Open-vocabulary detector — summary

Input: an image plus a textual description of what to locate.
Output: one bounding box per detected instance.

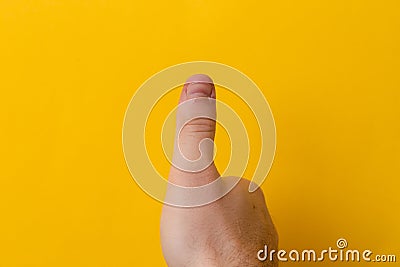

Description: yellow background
[1,0,399,266]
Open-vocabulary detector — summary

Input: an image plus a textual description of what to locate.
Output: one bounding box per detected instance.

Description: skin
[160,74,278,267]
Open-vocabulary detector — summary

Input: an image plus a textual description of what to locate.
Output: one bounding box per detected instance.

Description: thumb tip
[186,73,214,84]
[184,74,215,99]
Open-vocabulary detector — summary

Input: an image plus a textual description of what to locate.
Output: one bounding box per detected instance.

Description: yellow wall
[1,1,399,266]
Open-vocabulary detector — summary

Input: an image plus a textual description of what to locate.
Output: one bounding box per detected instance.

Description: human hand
[160,74,278,267]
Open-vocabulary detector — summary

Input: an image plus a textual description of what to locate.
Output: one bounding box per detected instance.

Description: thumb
[170,74,220,186]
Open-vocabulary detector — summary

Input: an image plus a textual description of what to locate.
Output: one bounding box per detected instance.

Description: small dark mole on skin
[253,204,256,209]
